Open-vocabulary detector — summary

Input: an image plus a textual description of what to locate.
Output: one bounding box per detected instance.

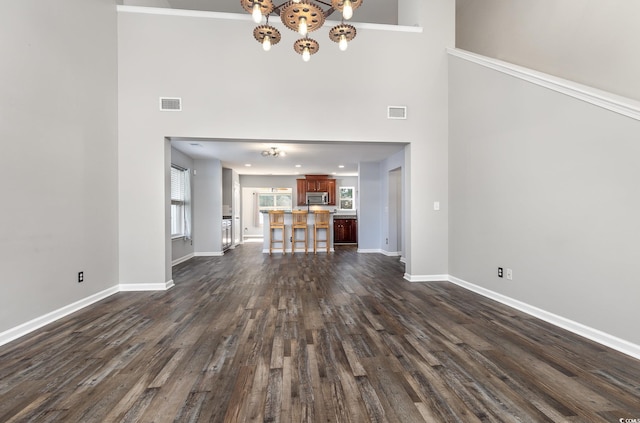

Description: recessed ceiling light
[332,172,337,175]
[295,164,302,168]
[245,164,252,167]
[338,165,345,168]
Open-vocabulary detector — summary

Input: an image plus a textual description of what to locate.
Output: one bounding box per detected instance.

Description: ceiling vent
[387,106,407,120]
[160,97,182,111]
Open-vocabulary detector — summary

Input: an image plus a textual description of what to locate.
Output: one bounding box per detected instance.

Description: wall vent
[387,106,407,119]
[160,97,182,111]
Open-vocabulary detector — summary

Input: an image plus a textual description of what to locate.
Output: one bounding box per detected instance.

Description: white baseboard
[120,279,175,291]
[357,248,383,254]
[399,256,406,263]
[404,273,449,282]
[172,253,194,266]
[194,252,224,257]
[444,275,640,361]
[381,250,402,257]
[0,285,120,347]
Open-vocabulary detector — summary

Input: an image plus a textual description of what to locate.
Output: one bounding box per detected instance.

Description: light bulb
[252,3,262,23]
[342,0,353,20]
[302,47,311,62]
[298,17,308,36]
[338,34,348,51]
[262,35,271,51]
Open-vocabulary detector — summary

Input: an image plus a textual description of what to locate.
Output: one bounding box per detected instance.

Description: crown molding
[116,5,423,33]
[447,48,640,122]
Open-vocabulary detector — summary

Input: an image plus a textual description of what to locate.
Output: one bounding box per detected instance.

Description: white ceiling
[171,138,406,176]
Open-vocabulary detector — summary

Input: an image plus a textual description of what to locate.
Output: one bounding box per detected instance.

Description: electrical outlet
[506,268,513,280]
[386,238,389,244]
[497,267,503,278]
[78,271,84,283]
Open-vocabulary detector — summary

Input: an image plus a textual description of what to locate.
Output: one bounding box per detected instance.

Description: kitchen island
[261,210,334,254]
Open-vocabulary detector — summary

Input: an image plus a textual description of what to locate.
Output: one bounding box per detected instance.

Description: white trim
[446,275,640,361]
[399,256,406,264]
[447,48,640,122]
[381,250,402,257]
[194,252,224,257]
[357,248,383,254]
[172,253,194,266]
[117,5,423,33]
[120,280,175,291]
[403,273,449,282]
[0,285,119,347]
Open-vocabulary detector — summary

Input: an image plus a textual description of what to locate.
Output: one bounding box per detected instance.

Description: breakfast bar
[261,210,334,254]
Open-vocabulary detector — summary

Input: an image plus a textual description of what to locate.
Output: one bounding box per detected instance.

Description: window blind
[171,166,185,202]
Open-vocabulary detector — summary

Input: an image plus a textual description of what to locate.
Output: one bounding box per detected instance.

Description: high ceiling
[122,0,399,25]
[171,138,407,176]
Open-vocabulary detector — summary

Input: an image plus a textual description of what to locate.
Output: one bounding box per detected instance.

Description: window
[339,186,355,210]
[171,166,190,238]
[258,192,292,211]
[255,188,292,226]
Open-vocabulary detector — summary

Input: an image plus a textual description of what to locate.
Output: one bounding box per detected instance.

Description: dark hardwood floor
[1,244,640,422]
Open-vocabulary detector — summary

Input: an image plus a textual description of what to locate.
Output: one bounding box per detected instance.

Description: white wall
[193,159,223,255]
[456,0,640,101]
[0,0,119,333]
[117,3,454,286]
[358,162,382,251]
[380,149,406,256]
[170,147,194,262]
[449,55,640,346]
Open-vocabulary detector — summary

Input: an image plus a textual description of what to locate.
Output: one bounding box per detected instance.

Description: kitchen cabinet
[296,179,307,206]
[296,177,336,206]
[333,217,357,244]
[305,179,331,192]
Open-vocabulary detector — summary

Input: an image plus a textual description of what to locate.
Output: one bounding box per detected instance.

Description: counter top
[260,210,337,214]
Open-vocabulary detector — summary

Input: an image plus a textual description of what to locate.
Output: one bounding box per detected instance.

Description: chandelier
[262,147,286,157]
[241,0,362,62]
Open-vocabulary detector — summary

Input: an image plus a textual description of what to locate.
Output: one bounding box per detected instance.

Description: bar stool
[268,210,286,255]
[291,210,308,254]
[313,210,331,254]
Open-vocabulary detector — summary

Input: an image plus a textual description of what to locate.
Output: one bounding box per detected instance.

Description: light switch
[433,201,440,211]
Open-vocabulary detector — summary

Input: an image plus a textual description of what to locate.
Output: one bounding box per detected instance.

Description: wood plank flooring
[1,243,640,422]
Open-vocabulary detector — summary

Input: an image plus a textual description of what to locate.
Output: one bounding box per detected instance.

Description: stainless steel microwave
[306,192,328,205]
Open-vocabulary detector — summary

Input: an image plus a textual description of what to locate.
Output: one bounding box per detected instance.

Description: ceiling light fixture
[261,146,286,157]
[241,0,361,61]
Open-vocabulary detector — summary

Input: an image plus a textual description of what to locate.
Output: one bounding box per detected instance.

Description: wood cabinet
[296,179,307,206]
[296,177,336,206]
[334,218,357,244]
